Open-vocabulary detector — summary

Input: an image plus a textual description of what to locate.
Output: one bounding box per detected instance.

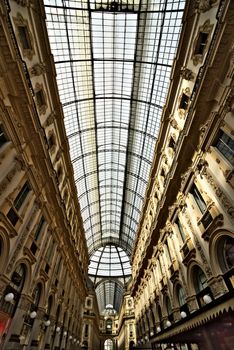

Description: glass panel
[44,0,186,307]
[34,217,45,241]
[176,218,185,243]
[216,130,234,165]
[194,267,208,293]
[14,182,31,211]
[178,286,186,306]
[191,184,206,214]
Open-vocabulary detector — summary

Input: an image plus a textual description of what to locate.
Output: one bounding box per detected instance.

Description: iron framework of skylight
[95,279,124,313]
[44,0,185,307]
[88,245,131,280]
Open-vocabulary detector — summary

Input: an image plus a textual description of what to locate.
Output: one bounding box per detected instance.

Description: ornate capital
[194,0,217,13]
[30,63,46,77]
[180,67,195,81]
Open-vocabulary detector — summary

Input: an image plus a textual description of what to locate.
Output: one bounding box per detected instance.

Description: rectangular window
[14,182,31,211]
[194,32,208,55]
[175,217,186,243]
[84,324,89,337]
[7,208,19,226]
[168,137,176,150]
[179,93,189,110]
[30,242,38,255]
[18,26,31,50]
[0,124,8,147]
[46,241,55,265]
[158,257,163,276]
[190,184,206,214]
[165,240,172,263]
[35,90,45,107]
[45,263,50,274]
[201,210,213,229]
[34,216,45,241]
[55,257,62,275]
[215,130,234,165]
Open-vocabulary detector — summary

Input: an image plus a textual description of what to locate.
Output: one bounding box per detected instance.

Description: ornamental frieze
[203,169,234,218]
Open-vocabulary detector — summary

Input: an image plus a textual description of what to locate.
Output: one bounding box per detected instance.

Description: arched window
[55,304,61,322]
[106,319,112,333]
[157,304,163,330]
[177,285,186,307]
[193,266,212,308]
[10,264,25,293]
[47,295,53,316]
[218,236,234,272]
[193,266,208,294]
[166,296,173,322]
[32,283,42,308]
[166,297,172,315]
[1,264,26,317]
[217,235,234,290]
[176,284,189,316]
[104,339,113,350]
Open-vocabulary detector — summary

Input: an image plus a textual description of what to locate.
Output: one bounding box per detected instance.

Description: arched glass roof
[44,0,186,313]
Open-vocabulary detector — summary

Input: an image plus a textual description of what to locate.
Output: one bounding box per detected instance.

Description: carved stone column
[28,307,46,349]
[52,322,62,350]
[43,316,56,349]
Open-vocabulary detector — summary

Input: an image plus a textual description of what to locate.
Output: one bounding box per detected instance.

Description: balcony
[200,210,213,229]
[181,239,196,266]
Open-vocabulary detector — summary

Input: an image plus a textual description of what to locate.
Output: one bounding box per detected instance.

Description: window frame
[214,129,234,166]
[190,183,206,214]
[7,181,31,226]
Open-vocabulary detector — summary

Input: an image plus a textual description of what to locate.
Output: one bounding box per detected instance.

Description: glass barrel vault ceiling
[44,0,185,312]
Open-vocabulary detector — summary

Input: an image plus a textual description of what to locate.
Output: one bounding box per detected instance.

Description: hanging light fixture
[4,293,14,302]
[56,326,60,333]
[44,320,51,326]
[166,320,171,327]
[30,311,37,319]
[203,295,212,304]
[180,311,187,318]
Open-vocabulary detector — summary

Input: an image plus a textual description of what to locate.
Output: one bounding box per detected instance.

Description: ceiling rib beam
[87,0,104,250]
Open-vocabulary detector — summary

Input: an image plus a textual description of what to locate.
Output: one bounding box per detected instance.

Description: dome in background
[88,245,131,278]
